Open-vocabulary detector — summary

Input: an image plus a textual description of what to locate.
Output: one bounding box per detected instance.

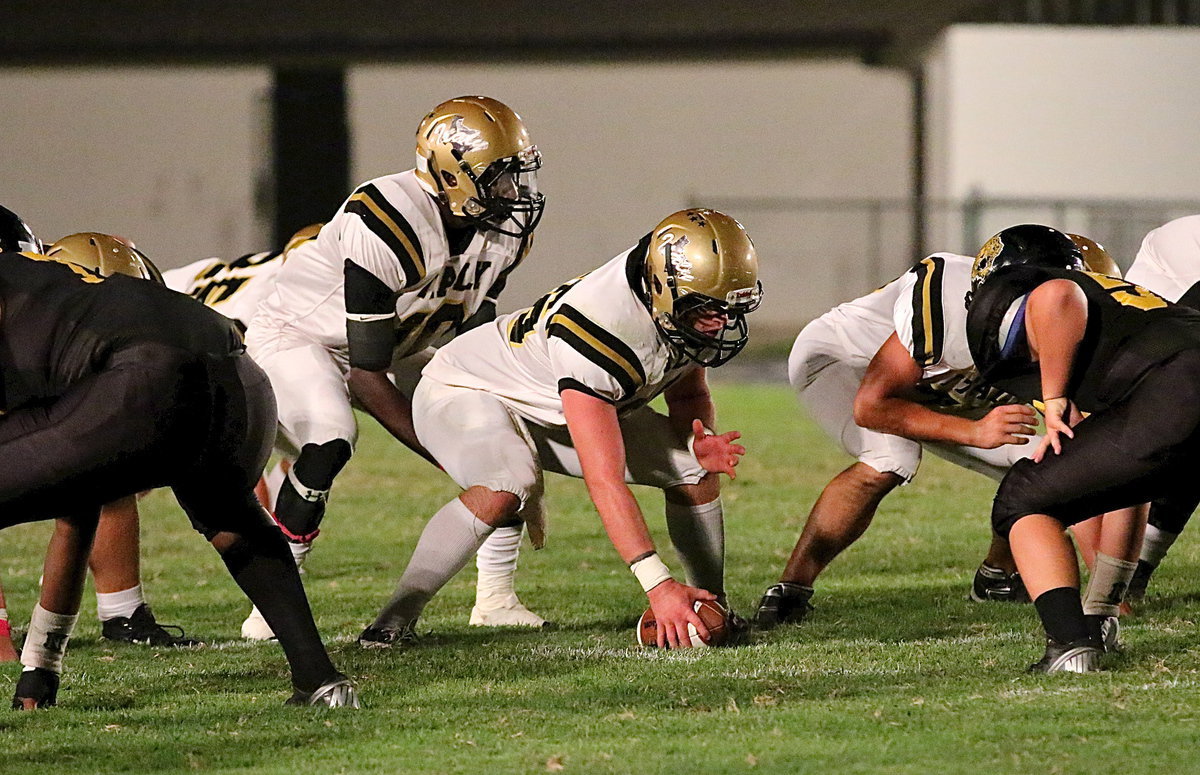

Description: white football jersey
[1126,214,1200,302]
[423,243,690,428]
[250,169,529,356]
[162,251,284,330]
[891,253,1017,414]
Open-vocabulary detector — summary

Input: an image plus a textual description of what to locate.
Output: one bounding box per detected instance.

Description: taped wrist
[20,604,78,673]
[629,552,672,593]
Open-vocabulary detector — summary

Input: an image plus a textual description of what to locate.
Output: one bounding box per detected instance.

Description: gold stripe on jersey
[345,184,425,286]
[910,255,946,368]
[547,304,646,399]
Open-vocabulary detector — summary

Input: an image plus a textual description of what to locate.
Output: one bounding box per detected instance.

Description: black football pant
[0,343,337,691]
[992,348,1200,537]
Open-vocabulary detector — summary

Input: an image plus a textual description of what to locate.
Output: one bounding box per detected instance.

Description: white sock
[475,524,523,598]
[1139,524,1178,567]
[1083,551,1138,616]
[372,498,494,628]
[96,585,145,622]
[289,539,313,571]
[664,497,725,597]
[21,604,78,673]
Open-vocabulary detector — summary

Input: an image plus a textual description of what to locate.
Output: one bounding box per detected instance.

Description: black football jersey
[966,265,1200,413]
[0,252,242,412]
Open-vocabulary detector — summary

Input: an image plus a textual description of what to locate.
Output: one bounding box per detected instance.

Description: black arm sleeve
[345,259,396,371]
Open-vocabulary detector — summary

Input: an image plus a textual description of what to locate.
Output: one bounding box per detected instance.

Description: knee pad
[292,440,352,490]
[991,460,1046,538]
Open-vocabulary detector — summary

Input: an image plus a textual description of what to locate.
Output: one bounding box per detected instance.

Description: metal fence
[690,194,1200,333]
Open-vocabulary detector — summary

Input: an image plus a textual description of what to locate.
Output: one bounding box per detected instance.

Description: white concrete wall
[0,68,273,265]
[350,61,912,323]
[924,25,1200,261]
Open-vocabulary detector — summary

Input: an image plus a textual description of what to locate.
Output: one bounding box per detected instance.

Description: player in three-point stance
[241,96,549,639]
[359,209,759,649]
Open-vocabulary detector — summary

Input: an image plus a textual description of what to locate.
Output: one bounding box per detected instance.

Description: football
[636,599,729,648]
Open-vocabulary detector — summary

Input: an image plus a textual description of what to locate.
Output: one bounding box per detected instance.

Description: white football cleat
[241,606,276,641]
[469,592,554,628]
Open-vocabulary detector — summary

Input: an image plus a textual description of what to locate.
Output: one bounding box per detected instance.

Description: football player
[965,225,1199,672]
[755,226,1137,629]
[756,235,1043,627]
[0,205,44,664]
[0,223,356,708]
[1120,215,1200,597]
[358,208,758,649]
[34,233,201,648]
[241,96,548,639]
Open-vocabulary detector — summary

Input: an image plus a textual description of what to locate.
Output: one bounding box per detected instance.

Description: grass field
[3,381,1200,774]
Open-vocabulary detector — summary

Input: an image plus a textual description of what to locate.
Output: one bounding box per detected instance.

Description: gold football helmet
[414,96,543,238]
[47,232,164,283]
[1067,233,1121,278]
[284,222,324,257]
[969,224,1082,305]
[645,208,762,367]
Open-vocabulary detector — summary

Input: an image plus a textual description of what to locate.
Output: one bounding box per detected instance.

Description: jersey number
[1084,272,1168,311]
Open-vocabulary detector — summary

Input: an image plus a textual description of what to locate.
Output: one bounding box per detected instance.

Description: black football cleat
[285,675,361,709]
[12,667,60,710]
[1126,559,1155,602]
[357,621,418,649]
[754,582,814,629]
[1028,637,1104,674]
[101,604,202,647]
[1099,615,1123,653]
[969,563,1031,603]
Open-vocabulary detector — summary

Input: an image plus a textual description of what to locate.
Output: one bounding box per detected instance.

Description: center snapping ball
[637,599,729,648]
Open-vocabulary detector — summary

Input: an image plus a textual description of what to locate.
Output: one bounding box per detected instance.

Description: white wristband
[630,552,672,592]
[687,426,715,458]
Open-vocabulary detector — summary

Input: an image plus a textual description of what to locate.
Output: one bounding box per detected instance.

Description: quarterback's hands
[969,404,1038,449]
[691,419,745,479]
[647,579,717,649]
[1033,397,1077,462]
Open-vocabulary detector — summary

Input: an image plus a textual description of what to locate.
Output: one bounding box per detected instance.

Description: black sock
[1033,586,1091,644]
[219,528,338,692]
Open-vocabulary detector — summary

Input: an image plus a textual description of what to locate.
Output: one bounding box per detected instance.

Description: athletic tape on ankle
[21,604,77,673]
[1083,551,1138,616]
[630,552,672,592]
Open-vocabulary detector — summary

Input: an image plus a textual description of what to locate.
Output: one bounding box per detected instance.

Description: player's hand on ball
[970,404,1038,449]
[646,579,717,648]
[691,419,745,478]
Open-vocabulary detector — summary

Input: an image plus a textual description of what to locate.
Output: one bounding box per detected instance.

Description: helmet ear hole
[440,170,458,188]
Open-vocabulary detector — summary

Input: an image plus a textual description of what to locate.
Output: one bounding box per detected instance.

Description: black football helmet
[967,224,1083,306]
[0,205,43,253]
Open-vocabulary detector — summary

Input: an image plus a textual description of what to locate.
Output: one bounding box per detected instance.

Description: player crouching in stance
[0,231,356,708]
[963,226,1188,673]
[359,209,760,648]
[242,96,548,639]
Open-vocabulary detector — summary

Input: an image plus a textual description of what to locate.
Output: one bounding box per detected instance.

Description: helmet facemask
[459,146,545,239]
[652,242,763,368]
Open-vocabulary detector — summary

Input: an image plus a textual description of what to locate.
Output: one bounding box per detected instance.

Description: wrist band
[687,425,716,458]
[629,552,672,592]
